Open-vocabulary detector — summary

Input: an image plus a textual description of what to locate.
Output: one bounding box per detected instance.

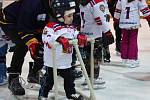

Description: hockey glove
[27,38,43,60]
[56,36,72,53]
[102,30,114,47]
[77,34,87,47]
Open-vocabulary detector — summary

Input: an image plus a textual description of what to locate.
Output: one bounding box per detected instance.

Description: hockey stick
[72,39,96,100]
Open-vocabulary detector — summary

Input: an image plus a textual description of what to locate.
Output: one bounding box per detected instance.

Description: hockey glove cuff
[27,38,41,59]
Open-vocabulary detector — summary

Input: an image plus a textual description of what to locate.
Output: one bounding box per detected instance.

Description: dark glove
[77,34,87,47]
[56,36,72,53]
[102,30,114,47]
[28,39,43,60]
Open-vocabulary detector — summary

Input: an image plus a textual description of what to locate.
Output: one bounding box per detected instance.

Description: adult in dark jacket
[0,0,52,95]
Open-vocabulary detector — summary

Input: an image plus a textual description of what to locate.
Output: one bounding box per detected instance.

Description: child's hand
[77,34,87,47]
[56,36,72,53]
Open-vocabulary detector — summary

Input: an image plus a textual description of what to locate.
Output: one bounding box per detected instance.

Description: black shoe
[27,62,43,84]
[73,69,83,79]
[27,71,43,84]
[8,77,25,95]
[115,42,121,53]
[103,51,111,63]
[67,94,84,100]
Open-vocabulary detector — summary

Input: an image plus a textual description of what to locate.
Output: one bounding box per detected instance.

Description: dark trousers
[114,22,122,52]
[1,24,42,75]
[1,24,28,74]
[80,38,102,79]
[39,67,76,98]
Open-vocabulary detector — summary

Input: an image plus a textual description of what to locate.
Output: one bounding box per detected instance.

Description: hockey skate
[38,96,48,100]
[67,93,84,100]
[26,70,43,90]
[0,79,7,86]
[115,43,121,56]
[103,53,111,63]
[26,62,43,90]
[82,78,106,90]
[8,74,25,96]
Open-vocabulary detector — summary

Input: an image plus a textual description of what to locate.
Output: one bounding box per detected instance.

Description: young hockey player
[108,0,122,55]
[101,0,112,63]
[71,0,83,79]
[78,0,114,88]
[39,0,87,99]
[114,0,150,68]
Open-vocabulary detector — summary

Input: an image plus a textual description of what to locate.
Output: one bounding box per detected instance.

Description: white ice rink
[0,19,149,100]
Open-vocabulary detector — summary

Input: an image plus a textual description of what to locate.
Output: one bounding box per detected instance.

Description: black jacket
[2,0,51,44]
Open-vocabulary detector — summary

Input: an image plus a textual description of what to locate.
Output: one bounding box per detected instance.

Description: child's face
[100,5,105,12]
[64,13,74,25]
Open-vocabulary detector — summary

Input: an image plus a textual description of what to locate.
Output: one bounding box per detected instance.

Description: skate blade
[13,95,38,100]
[82,84,106,90]
[25,83,40,90]
[13,95,25,100]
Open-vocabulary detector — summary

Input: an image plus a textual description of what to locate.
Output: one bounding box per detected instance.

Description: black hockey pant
[80,37,102,79]
[39,67,76,98]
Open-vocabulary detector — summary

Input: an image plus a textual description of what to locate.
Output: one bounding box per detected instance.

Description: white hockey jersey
[42,22,79,69]
[79,0,110,39]
[114,0,150,29]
